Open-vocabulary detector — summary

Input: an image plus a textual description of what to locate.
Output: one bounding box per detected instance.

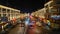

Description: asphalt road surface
[7,24,49,34]
[8,24,25,34]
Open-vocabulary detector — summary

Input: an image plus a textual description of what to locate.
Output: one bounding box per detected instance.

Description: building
[0,5,20,21]
[44,0,60,18]
[37,8,46,18]
[32,8,45,18]
[44,1,53,19]
[44,0,60,24]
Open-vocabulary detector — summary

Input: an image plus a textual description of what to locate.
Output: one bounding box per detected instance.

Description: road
[7,23,49,34]
[8,24,25,34]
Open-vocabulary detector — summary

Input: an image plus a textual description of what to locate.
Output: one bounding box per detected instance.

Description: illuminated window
[0,8,1,11]
[11,10,13,13]
[7,9,10,11]
[0,14,1,17]
[2,8,6,13]
[46,8,49,13]
[2,8,6,11]
[3,14,6,17]
[58,8,60,15]
[7,9,10,13]
[50,8,57,13]
[8,14,10,16]
[45,5,48,8]
[50,2,53,7]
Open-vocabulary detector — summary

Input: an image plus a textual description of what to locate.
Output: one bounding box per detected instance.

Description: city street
[0,0,60,34]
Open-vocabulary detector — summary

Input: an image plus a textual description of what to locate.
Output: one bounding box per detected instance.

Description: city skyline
[0,0,49,13]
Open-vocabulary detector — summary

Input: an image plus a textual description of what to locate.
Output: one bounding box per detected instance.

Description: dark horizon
[0,0,49,13]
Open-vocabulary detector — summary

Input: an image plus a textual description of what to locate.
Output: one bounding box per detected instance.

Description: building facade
[32,8,45,18]
[0,5,20,21]
[44,0,60,24]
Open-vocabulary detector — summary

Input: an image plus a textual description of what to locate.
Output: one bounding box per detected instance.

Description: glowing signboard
[51,15,60,20]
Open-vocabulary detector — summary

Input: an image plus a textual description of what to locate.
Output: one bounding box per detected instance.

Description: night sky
[0,0,49,13]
